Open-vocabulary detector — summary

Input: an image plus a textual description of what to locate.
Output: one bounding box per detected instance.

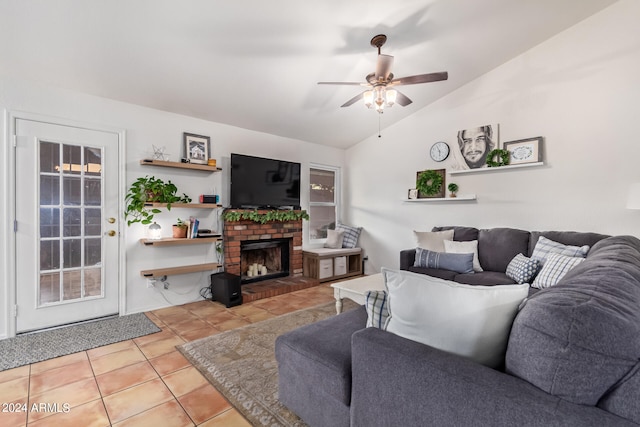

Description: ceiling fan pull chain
[378,114,382,138]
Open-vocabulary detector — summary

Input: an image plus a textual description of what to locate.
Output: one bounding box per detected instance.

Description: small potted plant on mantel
[173,218,188,238]
[448,183,459,198]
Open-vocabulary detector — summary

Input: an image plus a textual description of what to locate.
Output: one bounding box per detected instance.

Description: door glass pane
[309,205,336,239]
[85,238,101,266]
[40,208,60,238]
[40,142,60,173]
[63,208,81,237]
[85,209,101,236]
[63,239,82,268]
[63,176,81,205]
[62,145,82,175]
[40,240,60,271]
[40,176,60,205]
[40,272,61,305]
[310,168,335,203]
[84,268,102,297]
[84,147,102,176]
[62,270,82,301]
[84,179,101,206]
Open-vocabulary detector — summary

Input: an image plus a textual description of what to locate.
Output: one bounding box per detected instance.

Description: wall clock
[430,141,450,162]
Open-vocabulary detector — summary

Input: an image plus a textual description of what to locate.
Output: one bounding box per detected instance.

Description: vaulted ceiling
[0,0,617,148]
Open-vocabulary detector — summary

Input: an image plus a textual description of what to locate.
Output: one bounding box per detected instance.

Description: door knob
[107,230,116,237]
[107,217,116,224]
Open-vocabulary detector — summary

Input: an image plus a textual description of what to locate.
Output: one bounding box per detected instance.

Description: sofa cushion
[382,268,529,368]
[477,228,530,273]
[406,266,457,281]
[413,229,454,252]
[453,271,516,286]
[365,290,389,329]
[506,236,640,407]
[527,230,609,258]
[531,252,585,289]
[432,226,479,242]
[506,254,540,284]
[444,239,483,272]
[414,248,474,274]
[530,236,589,266]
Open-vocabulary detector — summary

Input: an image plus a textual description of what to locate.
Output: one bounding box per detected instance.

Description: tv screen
[230,153,301,209]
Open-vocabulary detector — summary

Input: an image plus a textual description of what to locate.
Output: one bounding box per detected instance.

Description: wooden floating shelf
[143,202,221,209]
[404,194,477,202]
[140,236,222,246]
[449,162,544,175]
[140,262,220,278]
[140,159,221,172]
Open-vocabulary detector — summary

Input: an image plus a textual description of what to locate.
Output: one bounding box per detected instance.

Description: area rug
[178,300,358,427]
[0,313,160,371]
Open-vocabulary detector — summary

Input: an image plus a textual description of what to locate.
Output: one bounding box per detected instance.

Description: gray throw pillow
[414,247,474,274]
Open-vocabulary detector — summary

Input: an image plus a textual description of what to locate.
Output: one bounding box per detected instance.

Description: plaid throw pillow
[506,253,540,284]
[336,223,362,248]
[532,252,585,289]
[365,290,389,329]
[531,236,589,266]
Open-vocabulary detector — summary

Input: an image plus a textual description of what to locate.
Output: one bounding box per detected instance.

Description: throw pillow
[382,268,529,368]
[506,253,540,284]
[336,223,362,248]
[443,239,483,272]
[531,236,590,266]
[324,229,345,249]
[414,247,474,274]
[532,252,585,289]
[413,229,454,252]
[365,290,389,329]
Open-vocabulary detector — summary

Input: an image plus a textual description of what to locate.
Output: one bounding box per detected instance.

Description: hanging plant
[125,176,191,226]
[223,209,309,224]
[486,149,510,167]
[416,170,444,196]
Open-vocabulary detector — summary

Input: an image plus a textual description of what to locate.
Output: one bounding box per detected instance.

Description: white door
[15,118,120,333]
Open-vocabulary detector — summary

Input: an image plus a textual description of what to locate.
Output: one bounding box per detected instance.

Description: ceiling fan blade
[317,81,369,86]
[390,71,448,86]
[341,92,365,107]
[375,54,394,80]
[394,90,412,107]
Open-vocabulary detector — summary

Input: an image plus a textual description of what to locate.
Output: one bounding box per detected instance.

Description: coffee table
[330,273,384,314]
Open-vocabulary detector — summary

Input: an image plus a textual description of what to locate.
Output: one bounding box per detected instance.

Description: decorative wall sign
[503,137,543,165]
[454,124,499,170]
[416,169,446,198]
[183,133,210,164]
[408,189,418,199]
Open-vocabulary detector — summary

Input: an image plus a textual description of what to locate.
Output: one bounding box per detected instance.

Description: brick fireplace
[223,212,303,284]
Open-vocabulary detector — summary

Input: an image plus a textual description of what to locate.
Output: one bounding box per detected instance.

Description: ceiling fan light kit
[318,34,448,114]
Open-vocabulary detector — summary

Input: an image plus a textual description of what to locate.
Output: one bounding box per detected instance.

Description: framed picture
[416,169,446,199]
[503,137,543,165]
[183,133,210,164]
[454,123,499,170]
[408,189,418,200]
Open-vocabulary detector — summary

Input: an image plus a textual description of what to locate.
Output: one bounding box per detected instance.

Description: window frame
[308,163,340,244]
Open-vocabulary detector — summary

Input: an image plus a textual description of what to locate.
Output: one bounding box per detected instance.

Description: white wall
[0,78,344,337]
[345,0,640,274]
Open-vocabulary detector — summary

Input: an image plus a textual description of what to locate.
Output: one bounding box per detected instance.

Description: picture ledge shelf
[449,162,544,175]
[140,159,221,172]
[404,194,477,202]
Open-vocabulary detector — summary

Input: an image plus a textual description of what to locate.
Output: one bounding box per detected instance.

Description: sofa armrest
[399,249,416,270]
[350,328,634,427]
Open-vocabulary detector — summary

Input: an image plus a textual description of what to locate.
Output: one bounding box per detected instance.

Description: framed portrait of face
[454,124,499,170]
[183,133,210,164]
[503,137,543,165]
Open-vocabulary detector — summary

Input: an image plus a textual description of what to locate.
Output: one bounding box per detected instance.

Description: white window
[309,165,339,241]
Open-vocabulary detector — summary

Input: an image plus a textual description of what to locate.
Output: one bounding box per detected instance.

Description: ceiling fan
[318,34,448,113]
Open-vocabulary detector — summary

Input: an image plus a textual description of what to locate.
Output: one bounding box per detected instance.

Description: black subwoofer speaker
[210,272,242,308]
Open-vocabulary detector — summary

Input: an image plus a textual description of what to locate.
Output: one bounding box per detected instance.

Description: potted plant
[173,218,188,238]
[125,175,192,226]
[448,182,459,198]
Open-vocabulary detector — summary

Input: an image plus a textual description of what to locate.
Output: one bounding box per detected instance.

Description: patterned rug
[178,300,358,427]
[0,313,160,371]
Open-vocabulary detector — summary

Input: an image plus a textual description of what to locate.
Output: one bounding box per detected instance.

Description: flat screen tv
[230,153,301,209]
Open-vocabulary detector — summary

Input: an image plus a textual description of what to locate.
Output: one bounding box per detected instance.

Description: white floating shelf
[449,162,544,175]
[404,194,477,202]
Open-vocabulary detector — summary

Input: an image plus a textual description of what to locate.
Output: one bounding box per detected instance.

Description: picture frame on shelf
[183,132,210,164]
[503,137,543,165]
[416,169,446,199]
[408,189,418,200]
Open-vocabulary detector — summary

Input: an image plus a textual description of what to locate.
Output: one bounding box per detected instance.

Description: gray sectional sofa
[275,227,640,426]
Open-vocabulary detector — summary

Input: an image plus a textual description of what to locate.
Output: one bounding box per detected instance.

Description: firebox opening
[240,238,290,284]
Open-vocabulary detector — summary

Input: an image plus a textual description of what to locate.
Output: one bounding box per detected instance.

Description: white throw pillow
[443,239,483,272]
[324,229,345,249]
[530,236,589,266]
[382,268,529,368]
[413,229,454,252]
[531,252,585,289]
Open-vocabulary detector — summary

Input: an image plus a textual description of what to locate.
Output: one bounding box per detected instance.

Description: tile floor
[0,283,336,426]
